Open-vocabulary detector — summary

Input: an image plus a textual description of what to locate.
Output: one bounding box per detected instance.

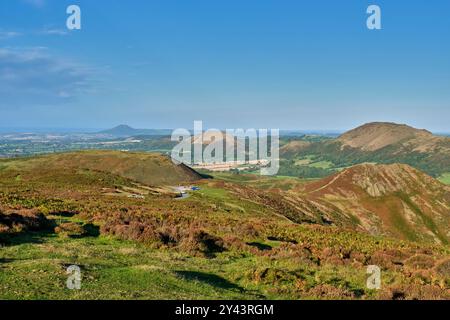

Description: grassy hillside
[0,152,449,300]
[439,173,450,185]
[2,214,449,300]
[302,164,450,243]
[0,150,202,186]
[211,165,450,244]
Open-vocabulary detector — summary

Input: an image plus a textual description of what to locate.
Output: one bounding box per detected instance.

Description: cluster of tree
[282,140,449,178]
[278,160,334,179]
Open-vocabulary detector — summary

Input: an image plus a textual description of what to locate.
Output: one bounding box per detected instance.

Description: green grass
[294,159,312,166]
[309,161,334,169]
[197,186,230,200]
[438,173,450,185]
[0,227,382,300]
[396,192,448,245]
[292,155,334,170]
[0,230,260,300]
[1,211,449,300]
[198,171,309,191]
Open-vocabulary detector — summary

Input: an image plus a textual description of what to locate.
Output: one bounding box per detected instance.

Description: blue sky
[0,0,449,132]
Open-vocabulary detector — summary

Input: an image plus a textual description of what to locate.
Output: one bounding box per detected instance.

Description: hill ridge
[0,150,203,186]
[100,125,172,137]
[295,163,450,243]
[280,122,450,177]
[337,122,435,151]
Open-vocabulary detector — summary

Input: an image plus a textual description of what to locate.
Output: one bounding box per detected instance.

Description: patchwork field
[439,173,450,185]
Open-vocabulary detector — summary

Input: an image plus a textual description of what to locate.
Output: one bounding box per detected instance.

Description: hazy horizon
[1,122,449,136]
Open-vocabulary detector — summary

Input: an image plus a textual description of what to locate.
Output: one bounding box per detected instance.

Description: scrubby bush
[251,267,303,285]
[433,258,450,287]
[380,284,448,300]
[369,250,405,271]
[0,208,52,235]
[307,284,356,299]
[54,222,86,238]
[404,254,436,270]
[180,229,225,257]
[434,258,450,277]
[100,213,225,257]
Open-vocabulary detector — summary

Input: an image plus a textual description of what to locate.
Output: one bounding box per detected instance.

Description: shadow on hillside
[174,270,266,298]
[65,223,100,239]
[175,270,244,292]
[0,258,15,264]
[51,211,79,218]
[0,210,57,246]
[0,229,55,247]
[83,223,100,237]
[1,218,100,246]
[247,242,273,251]
[199,173,214,179]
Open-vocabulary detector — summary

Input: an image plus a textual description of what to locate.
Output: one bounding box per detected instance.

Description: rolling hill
[99,125,172,137]
[280,122,450,177]
[209,162,450,244]
[0,150,202,186]
[281,122,449,154]
[267,163,450,244]
[0,150,449,299]
[337,122,437,151]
